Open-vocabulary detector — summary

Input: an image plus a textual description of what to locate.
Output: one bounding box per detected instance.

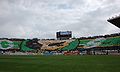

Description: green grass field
[0,55,120,72]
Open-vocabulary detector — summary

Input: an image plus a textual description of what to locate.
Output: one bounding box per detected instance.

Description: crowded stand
[0,32,120,55]
[78,33,120,55]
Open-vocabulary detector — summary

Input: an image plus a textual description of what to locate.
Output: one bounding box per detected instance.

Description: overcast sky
[0,0,120,39]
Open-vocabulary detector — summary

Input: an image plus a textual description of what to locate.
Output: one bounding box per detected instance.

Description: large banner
[79,37,120,48]
[0,40,15,50]
[0,39,42,51]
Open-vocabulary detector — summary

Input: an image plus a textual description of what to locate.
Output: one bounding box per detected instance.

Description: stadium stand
[0,33,120,55]
[99,36,120,47]
[20,40,34,51]
[78,35,120,48]
[0,40,20,50]
[77,33,120,55]
[61,40,79,51]
[13,41,21,49]
[40,40,70,51]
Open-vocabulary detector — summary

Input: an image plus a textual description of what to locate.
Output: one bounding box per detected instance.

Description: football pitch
[0,55,120,72]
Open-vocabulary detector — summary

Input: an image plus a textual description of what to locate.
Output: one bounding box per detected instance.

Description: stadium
[0,18,120,55]
[0,14,120,72]
[0,0,120,72]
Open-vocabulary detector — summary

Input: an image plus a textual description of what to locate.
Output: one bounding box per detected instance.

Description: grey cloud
[0,0,120,39]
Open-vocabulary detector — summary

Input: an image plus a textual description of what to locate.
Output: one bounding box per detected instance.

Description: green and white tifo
[0,33,120,55]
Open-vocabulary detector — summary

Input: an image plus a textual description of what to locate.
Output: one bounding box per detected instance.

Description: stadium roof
[107,15,120,28]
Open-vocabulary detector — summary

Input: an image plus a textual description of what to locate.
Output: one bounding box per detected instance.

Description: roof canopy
[107,15,120,28]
